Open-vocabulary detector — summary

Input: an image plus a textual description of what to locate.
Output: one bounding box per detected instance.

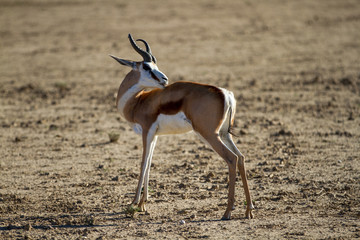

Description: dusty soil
[1,0,359,239]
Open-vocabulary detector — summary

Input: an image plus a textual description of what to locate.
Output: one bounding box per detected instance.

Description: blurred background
[0,0,359,239]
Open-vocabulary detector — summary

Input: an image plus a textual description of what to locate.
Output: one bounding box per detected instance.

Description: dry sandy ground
[0,0,359,239]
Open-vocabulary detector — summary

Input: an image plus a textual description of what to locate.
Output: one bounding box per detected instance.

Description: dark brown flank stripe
[158,99,183,115]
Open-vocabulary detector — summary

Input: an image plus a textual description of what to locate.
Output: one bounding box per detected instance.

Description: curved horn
[128,34,152,62]
[136,39,157,63]
[136,39,152,54]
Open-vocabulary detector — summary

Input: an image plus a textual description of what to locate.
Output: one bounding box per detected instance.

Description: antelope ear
[109,55,136,69]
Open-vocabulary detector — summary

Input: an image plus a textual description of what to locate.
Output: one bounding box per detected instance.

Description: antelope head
[110,34,168,89]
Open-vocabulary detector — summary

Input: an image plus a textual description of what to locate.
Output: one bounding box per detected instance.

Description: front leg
[138,136,157,211]
[131,125,158,211]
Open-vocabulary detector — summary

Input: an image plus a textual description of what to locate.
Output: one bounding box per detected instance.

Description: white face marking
[139,62,168,89]
[144,62,157,70]
[154,112,193,135]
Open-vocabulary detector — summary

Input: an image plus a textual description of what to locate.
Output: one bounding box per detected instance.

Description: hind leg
[220,132,254,219]
[198,132,238,220]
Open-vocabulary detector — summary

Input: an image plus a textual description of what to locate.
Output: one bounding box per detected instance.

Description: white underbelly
[130,112,193,136]
[156,112,193,135]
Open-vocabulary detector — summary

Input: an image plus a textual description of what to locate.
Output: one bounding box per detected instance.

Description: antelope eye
[143,64,151,71]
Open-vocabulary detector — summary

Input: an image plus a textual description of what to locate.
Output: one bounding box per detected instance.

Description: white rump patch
[218,87,236,132]
[155,112,193,135]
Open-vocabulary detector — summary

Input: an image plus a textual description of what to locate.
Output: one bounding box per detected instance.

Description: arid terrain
[0,0,359,239]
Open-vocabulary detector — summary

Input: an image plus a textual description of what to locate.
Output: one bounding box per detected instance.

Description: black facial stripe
[150,71,160,82]
[143,63,151,71]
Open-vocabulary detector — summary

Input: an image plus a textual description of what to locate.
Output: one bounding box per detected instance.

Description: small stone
[49,124,58,131]
[258,161,268,166]
[348,112,354,121]
[177,209,187,215]
[181,193,188,199]
[111,176,119,181]
[240,129,247,135]
[179,220,186,225]
[206,172,215,178]
[24,223,32,231]
[209,184,219,191]
[339,77,352,86]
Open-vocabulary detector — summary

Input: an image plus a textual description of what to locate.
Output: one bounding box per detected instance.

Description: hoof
[138,204,146,212]
[125,204,140,217]
[221,214,231,221]
[245,209,254,219]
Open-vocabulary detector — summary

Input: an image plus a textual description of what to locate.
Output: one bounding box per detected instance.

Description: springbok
[110,34,254,220]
